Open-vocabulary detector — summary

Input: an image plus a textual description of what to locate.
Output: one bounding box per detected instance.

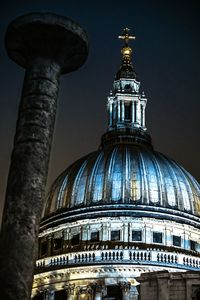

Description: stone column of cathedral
[120,282,131,300]
[0,13,88,300]
[63,283,74,300]
[130,286,139,300]
[66,284,76,300]
[94,289,102,300]
[91,283,103,300]
[44,290,55,300]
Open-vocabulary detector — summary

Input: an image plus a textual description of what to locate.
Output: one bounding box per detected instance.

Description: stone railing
[35,248,200,273]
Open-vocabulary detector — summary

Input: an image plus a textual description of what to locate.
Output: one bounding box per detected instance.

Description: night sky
[0,1,200,221]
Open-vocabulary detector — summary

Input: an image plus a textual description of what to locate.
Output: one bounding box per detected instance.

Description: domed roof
[42,29,200,223]
[43,142,200,218]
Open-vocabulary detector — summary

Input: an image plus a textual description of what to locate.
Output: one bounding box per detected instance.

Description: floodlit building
[32,29,200,300]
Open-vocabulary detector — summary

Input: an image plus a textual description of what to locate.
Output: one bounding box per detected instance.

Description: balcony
[35,246,200,274]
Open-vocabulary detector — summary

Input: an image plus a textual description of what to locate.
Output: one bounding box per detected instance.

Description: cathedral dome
[42,28,200,224]
[43,142,200,221]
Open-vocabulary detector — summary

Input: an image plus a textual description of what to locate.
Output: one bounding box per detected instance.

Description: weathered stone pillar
[123,223,128,243]
[119,282,131,300]
[77,286,92,300]
[94,291,102,300]
[43,289,55,300]
[0,13,88,300]
[67,294,75,300]
[102,223,109,241]
[91,282,103,300]
[129,286,139,300]
[64,284,75,300]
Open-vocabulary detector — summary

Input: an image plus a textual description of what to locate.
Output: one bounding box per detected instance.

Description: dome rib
[89,151,104,203]
[170,159,194,212]
[137,150,149,205]
[156,153,180,209]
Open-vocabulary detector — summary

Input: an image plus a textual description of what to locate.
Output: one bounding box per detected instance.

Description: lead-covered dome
[43,142,200,219]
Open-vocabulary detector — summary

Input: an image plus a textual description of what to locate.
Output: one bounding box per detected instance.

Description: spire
[101,28,152,148]
[116,28,136,80]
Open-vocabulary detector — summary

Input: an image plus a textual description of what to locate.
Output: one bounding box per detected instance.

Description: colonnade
[35,281,139,300]
[108,100,145,129]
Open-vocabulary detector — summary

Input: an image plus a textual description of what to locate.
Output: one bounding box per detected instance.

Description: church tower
[108,28,146,131]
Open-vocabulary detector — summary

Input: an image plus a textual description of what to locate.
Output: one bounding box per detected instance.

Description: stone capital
[63,283,75,295]
[119,281,131,292]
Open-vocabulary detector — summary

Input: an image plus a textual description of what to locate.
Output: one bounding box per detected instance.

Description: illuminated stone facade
[138,270,200,300]
[32,29,200,300]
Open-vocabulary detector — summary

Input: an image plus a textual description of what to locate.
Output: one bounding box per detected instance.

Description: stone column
[64,284,75,300]
[119,282,131,300]
[145,225,152,244]
[121,100,125,122]
[130,286,139,300]
[77,286,92,300]
[63,228,70,251]
[109,102,113,127]
[123,223,129,243]
[0,13,88,300]
[184,231,190,250]
[46,290,55,300]
[42,289,55,300]
[102,223,109,241]
[165,228,172,247]
[82,225,89,241]
[136,101,140,124]
[140,105,143,127]
[91,282,103,300]
[94,291,102,300]
[131,101,134,123]
[118,101,121,123]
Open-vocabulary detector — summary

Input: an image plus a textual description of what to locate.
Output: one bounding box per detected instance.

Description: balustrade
[36,248,200,272]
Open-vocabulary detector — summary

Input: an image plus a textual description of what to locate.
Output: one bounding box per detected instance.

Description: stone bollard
[0,13,88,300]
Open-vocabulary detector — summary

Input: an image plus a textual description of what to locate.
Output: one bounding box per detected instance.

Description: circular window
[124,84,131,91]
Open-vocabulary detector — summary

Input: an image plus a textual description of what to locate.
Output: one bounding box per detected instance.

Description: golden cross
[118,27,136,47]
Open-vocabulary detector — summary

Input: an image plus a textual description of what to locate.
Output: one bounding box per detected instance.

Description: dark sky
[0,0,200,220]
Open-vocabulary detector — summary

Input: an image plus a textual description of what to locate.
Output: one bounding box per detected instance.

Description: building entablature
[40,204,200,232]
[112,78,140,94]
[32,264,182,299]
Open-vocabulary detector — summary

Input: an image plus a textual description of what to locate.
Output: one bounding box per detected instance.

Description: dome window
[111,230,121,241]
[173,235,181,247]
[124,84,132,92]
[40,240,48,257]
[91,231,99,242]
[190,240,196,251]
[71,234,80,246]
[153,232,163,244]
[53,238,62,251]
[132,230,142,242]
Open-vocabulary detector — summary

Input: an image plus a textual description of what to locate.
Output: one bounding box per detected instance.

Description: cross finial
[118,27,136,47]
